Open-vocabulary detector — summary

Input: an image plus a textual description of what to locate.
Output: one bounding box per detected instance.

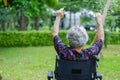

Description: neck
[74,46,82,53]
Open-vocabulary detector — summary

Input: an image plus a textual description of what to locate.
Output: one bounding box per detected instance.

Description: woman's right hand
[56,8,64,19]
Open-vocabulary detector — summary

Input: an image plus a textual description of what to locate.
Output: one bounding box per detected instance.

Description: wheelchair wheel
[47,71,53,80]
[95,72,102,80]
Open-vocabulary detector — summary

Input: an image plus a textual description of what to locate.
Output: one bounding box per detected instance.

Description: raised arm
[92,13,104,44]
[52,8,64,38]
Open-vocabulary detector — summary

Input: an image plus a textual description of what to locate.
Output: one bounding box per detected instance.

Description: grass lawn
[0,45,120,80]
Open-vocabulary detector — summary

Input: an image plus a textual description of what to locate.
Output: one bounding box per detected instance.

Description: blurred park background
[0,0,120,80]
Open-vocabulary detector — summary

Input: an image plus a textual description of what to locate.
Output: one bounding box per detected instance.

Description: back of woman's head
[67,26,89,47]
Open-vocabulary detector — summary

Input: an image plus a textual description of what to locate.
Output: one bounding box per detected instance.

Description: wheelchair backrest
[54,56,97,80]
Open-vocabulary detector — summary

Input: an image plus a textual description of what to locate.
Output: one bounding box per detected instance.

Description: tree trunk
[1,21,6,31]
[18,9,28,31]
[7,20,13,30]
[34,17,39,30]
[104,32,107,48]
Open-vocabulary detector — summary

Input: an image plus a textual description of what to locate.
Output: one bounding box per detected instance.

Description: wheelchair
[47,55,102,80]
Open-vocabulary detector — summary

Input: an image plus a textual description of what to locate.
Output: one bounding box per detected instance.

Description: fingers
[95,13,103,25]
[60,8,64,11]
[95,13,102,17]
[56,8,65,18]
[95,13,103,21]
[57,8,64,13]
[60,8,64,14]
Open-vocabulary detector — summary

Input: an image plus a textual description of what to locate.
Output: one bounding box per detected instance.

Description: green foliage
[105,31,120,44]
[0,31,52,47]
[55,0,103,12]
[0,31,119,47]
[45,0,58,8]
[0,0,47,21]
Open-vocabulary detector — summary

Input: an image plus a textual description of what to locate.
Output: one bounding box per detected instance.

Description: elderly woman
[52,8,104,61]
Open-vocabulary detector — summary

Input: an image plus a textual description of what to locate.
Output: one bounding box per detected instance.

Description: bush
[106,32,120,44]
[0,31,53,47]
[0,31,119,47]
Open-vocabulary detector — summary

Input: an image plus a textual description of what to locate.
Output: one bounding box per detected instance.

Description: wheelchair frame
[48,55,102,80]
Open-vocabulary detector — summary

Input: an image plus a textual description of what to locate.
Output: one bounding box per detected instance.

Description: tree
[0,0,49,31]
[55,0,105,12]
[0,0,120,31]
[110,0,120,30]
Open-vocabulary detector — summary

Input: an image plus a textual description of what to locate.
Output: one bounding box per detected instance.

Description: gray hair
[67,26,89,47]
